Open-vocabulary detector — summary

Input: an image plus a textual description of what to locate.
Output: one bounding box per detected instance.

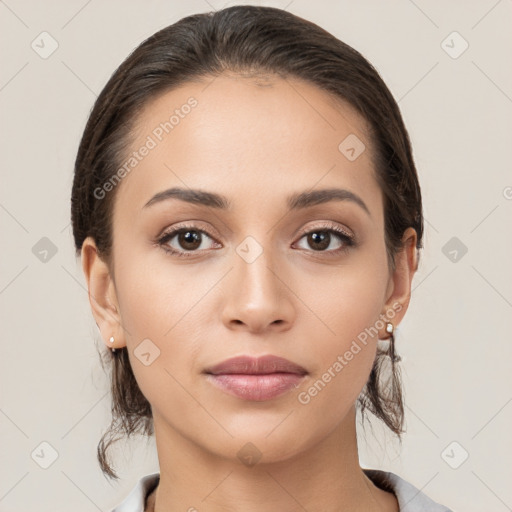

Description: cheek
[114,242,206,341]
[293,248,389,415]
[301,239,389,347]
[294,298,381,431]
[112,247,220,401]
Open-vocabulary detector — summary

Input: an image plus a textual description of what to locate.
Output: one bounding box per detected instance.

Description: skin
[82,73,417,512]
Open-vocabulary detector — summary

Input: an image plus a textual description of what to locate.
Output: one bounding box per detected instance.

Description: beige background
[1,1,511,510]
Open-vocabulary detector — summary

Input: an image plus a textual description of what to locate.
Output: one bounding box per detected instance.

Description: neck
[147,406,398,512]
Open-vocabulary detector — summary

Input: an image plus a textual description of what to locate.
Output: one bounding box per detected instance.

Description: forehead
[113,73,381,220]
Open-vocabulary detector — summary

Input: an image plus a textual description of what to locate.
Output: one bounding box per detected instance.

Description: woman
[71,5,453,511]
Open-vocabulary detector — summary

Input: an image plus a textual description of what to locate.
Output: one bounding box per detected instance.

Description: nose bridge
[221,228,294,331]
[235,231,282,302]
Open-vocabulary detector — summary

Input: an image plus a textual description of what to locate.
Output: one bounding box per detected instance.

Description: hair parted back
[71,5,423,480]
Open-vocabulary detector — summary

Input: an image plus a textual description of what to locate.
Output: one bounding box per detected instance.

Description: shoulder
[110,473,160,512]
[363,468,454,512]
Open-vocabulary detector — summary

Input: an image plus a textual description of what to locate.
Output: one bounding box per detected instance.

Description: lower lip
[205,373,306,401]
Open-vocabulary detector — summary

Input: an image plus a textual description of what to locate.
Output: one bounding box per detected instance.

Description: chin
[208,421,323,467]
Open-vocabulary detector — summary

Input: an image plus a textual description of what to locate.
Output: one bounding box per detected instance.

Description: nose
[221,244,295,334]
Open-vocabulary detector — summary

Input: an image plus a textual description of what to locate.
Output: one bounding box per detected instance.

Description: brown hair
[71,5,423,480]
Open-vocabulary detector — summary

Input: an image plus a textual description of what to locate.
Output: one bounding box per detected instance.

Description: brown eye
[158,226,219,258]
[177,230,202,250]
[306,231,331,251]
[295,225,355,255]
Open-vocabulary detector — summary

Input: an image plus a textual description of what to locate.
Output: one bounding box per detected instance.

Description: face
[85,73,415,464]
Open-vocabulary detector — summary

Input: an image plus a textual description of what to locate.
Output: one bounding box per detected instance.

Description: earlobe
[81,236,125,350]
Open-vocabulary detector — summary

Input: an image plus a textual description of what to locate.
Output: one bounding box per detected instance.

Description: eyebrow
[143,186,370,216]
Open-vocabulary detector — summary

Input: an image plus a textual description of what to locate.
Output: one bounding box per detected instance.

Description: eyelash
[156,222,356,259]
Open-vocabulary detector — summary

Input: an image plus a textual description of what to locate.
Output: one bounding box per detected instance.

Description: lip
[203,355,308,401]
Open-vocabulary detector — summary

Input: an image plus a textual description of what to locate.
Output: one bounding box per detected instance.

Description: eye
[156,221,356,259]
[157,225,219,258]
[294,222,355,256]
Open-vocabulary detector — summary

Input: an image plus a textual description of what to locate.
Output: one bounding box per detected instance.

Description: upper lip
[204,355,308,376]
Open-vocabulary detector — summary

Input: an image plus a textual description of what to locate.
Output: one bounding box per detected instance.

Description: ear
[81,236,126,350]
[379,227,418,338]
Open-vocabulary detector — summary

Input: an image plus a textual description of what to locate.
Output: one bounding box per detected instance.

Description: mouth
[203,355,308,401]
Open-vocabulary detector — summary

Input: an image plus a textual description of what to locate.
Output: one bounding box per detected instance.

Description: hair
[71,5,423,480]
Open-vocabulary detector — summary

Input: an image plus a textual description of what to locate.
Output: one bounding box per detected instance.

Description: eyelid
[157,220,220,240]
[295,220,354,240]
